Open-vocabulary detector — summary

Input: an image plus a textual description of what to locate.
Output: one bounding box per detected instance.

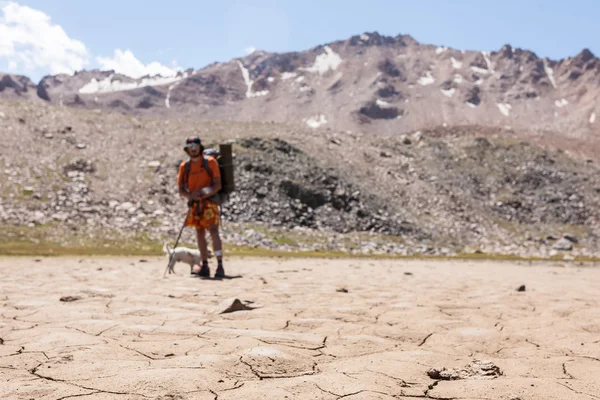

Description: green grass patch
[1,223,599,264]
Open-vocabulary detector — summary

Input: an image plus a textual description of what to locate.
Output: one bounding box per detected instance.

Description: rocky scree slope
[1,100,600,256]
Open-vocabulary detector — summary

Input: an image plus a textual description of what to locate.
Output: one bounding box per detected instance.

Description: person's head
[184,136,204,159]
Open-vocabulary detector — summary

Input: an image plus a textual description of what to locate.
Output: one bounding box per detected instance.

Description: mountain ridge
[1,30,598,143]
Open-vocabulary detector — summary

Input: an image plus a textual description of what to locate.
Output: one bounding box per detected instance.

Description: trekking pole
[163,202,194,278]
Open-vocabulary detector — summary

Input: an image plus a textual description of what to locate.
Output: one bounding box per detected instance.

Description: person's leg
[209,224,224,277]
[196,227,210,276]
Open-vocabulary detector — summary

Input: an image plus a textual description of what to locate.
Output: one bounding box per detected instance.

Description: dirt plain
[1,256,600,399]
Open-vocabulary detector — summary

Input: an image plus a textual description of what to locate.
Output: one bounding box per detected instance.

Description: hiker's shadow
[199,275,243,281]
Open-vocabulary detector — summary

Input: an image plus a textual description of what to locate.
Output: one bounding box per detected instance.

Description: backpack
[182,145,234,205]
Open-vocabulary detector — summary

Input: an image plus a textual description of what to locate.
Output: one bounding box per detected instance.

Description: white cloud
[0,1,89,75]
[96,49,181,79]
[0,2,181,80]
[244,46,256,55]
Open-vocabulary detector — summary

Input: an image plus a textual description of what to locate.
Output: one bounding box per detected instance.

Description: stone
[60,295,82,302]
[216,298,257,314]
[553,238,573,251]
[563,234,578,243]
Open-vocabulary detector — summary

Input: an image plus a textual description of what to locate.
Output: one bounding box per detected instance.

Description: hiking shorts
[185,201,220,230]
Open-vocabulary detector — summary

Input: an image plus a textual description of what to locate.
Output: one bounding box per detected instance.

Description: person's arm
[177,162,192,199]
[199,177,221,199]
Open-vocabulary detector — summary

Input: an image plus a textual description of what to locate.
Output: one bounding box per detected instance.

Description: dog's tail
[162,241,172,256]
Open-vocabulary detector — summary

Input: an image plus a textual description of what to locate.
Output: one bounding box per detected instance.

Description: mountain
[2,32,599,142]
[0,73,43,101]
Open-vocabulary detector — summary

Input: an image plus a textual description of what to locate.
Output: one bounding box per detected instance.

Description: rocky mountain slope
[1,98,599,257]
[1,32,599,149]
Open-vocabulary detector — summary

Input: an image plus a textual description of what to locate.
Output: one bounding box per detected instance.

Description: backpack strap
[202,156,222,205]
[202,156,214,186]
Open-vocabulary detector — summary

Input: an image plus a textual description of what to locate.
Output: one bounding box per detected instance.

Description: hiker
[178,136,225,278]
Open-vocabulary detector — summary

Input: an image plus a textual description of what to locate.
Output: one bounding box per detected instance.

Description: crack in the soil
[315,383,340,397]
[418,333,434,347]
[562,363,574,379]
[12,310,40,322]
[574,355,600,363]
[372,311,384,325]
[341,371,359,381]
[438,309,453,317]
[221,381,245,391]
[424,380,439,397]
[10,323,39,331]
[76,374,120,382]
[29,362,145,397]
[365,369,413,387]
[0,347,49,360]
[119,344,159,360]
[558,382,600,399]
[239,356,262,380]
[96,324,119,337]
[56,392,102,400]
[254,335,327,351]
[185,347,203,356]
[238,355,318,380]
[338,390,394,399]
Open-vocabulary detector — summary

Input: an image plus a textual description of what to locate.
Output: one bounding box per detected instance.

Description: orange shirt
[177,156,220,192]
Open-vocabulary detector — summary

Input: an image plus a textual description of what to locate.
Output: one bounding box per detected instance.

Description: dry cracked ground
[1,257,600,400]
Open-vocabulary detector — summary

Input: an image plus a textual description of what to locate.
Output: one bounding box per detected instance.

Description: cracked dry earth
[1,257,600,400]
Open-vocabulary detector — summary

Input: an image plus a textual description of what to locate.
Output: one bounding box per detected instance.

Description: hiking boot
[198,264,210,277]
[215,266,225,279]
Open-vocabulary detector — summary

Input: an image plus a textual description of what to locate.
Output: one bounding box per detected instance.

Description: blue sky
[1,0,599,82]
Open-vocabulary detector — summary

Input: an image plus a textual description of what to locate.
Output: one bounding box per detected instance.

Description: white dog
[163,242,212,274]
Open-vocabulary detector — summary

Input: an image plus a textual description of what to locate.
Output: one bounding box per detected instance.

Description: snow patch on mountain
[238,61,269,98]
[451,57,463,69]
[544,60,558,89]
[304,114,327,128]
[418,71,435,86]
[79,74,185,94]
[497,103,512,116]
[302,46,343,74]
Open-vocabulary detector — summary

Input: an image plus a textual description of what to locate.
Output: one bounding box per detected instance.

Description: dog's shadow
[198,275,243,281]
